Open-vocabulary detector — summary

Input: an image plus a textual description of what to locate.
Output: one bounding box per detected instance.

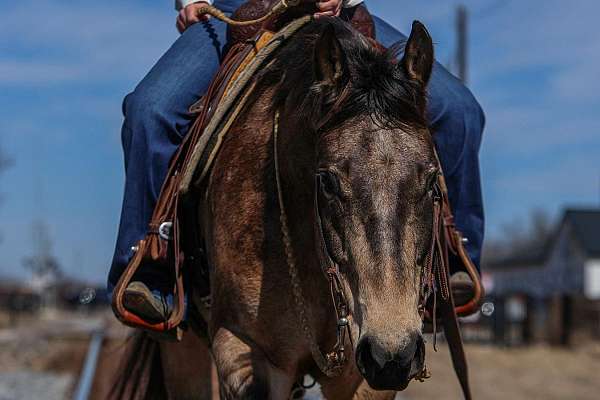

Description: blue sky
[1,0,599,283]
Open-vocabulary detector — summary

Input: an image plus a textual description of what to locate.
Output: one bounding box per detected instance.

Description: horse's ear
[401,21,434,85]
[314,24,346,87]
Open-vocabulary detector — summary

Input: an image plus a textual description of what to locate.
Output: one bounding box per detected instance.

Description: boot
[123,281,182,341]
[423,271,477,334]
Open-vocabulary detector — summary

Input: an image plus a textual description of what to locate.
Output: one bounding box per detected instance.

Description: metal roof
[485,208,600,270]
[564,208,600,258]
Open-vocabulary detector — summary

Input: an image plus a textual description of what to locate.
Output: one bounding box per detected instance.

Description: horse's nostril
[356,336,388,373]
[409,335,426,377]
[355,337,371,374]
[355,333,424,391]
[412,335,425,363]
[357,334,424,374]
[395,333,422,367]
[356,336,397,371]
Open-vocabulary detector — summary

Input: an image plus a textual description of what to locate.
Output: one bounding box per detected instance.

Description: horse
[111,16,438,400]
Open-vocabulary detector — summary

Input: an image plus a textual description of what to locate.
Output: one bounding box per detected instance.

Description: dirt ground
[91,337,600,400]
[0,309,111,399]
[0,328,88,398]
[403,342,600,400]
[2,310,600,399]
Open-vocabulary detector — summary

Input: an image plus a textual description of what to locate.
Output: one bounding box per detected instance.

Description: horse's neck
[204,85,335,351]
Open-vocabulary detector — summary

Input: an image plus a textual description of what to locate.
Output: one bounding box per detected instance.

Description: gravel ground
[302,385,407,399]
[278,342,600,400]
[2,310,599,400]
[0,310,107,400]
[0,371,73,400]
[404,342,600,400]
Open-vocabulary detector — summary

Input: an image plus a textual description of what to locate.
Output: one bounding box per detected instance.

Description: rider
[108,0,485,323]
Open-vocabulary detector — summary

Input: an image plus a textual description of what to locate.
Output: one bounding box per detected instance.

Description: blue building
[484,208,600,345]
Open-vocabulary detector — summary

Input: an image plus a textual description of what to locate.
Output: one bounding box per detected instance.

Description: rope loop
[196,0,302,27]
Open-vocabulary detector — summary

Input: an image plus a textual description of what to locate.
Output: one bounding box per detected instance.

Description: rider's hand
[314,0,343,18]
[177,1,210,34]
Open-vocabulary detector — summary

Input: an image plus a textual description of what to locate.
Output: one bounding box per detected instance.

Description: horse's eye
[318,171,339,200]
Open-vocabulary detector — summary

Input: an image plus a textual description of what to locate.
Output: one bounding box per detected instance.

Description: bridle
[273,111,351,377]
[273,110,441,380]
[418,172,450,351]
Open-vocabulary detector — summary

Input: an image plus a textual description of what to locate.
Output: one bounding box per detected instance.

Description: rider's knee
[123,89,161,127]
[121,86,180,141]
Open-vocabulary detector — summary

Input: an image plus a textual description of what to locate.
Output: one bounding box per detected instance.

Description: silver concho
[158,221,173,241]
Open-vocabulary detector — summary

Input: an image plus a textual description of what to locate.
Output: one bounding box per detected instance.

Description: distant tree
[22,219,63,283]
[0,145,12,243]
[483,208,555,265]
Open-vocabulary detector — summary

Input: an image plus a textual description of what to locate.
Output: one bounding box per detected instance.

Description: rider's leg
[372,16,485,271]
[108,1,243,300]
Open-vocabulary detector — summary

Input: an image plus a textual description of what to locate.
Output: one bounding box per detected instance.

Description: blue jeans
[108,2,485,289]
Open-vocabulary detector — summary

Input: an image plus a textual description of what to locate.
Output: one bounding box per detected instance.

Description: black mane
[260,18,428,132]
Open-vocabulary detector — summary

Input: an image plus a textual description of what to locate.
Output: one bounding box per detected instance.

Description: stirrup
[423,271,479,333]
[451,230,484,317]
[123,282,171,322]
[122,281,185,341]
[111,239,186,336]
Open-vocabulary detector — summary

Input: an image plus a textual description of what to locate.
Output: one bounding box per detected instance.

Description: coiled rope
[196,0,302,26]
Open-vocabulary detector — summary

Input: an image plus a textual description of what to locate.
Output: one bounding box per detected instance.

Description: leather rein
[273,111,350,377]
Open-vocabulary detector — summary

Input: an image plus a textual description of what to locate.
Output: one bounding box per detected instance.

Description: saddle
[111,2,482,398]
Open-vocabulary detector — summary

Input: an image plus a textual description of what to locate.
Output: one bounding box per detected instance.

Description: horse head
[273,18,436,390]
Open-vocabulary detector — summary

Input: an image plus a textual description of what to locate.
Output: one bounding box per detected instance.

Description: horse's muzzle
[355,333,425,391]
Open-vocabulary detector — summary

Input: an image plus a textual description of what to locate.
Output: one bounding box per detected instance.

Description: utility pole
[456,5,468,84]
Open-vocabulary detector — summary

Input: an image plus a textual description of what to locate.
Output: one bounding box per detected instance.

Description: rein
[273,111,351,378]
[418,177,450,350]
[196,0,301,26]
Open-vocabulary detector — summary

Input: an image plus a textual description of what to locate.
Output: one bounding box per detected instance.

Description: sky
[0,0,599,283]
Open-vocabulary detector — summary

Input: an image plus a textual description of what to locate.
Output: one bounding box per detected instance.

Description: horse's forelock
[264,18,428,133]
